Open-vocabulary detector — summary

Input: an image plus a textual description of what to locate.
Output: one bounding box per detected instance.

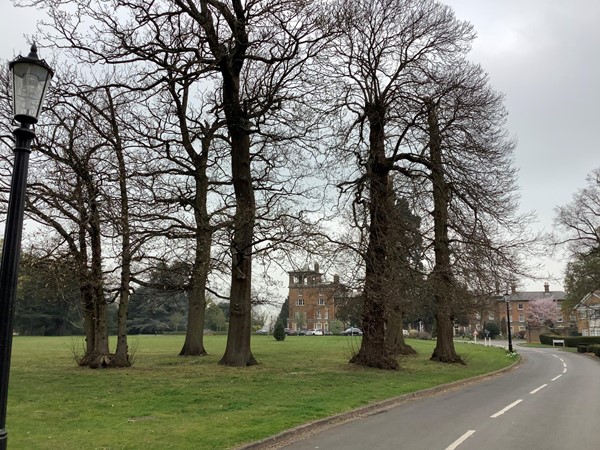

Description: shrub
[273,322,286,341]
[483,322,500,338]
[539,333,600,347]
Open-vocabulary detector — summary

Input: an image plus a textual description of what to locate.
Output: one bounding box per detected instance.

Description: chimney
[544,282,550,293]
[333,274,339,284]
[511,284,516,294]
[314,262,319,273]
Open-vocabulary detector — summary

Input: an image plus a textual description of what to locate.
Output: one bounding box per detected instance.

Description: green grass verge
[7,335,515,449]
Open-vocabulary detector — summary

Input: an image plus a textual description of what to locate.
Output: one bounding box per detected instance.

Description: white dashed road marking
[490,399,523,418]
[445,430,476,450]
[530,384,547,394]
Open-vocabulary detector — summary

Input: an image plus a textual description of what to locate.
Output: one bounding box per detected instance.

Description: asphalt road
[276,345,600,450]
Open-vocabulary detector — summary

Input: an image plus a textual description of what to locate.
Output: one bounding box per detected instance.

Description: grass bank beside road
[7,335,516,449]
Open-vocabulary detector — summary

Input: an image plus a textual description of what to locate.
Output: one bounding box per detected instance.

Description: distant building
[494,282,567,339]
[574,291,600,337]
[287,263,345,333]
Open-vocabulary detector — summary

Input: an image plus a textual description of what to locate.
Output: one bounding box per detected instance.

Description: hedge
[539,333,600,348]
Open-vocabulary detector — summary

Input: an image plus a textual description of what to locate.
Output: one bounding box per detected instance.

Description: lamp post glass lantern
[9,44,53,125]
[0,44,53,450]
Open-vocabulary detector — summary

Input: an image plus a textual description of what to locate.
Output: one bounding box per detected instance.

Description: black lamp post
[0,44,53,450]
[504,292,514,353]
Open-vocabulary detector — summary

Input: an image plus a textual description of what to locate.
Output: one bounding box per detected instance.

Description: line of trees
[554,168,600,312]
[0,0,534,369]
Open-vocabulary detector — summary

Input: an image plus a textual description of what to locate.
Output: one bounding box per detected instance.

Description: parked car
[284,328,298,336]
[304,329,315,336]
[314,330,324,336]
[255,328,269,335]
[341,327,362,336]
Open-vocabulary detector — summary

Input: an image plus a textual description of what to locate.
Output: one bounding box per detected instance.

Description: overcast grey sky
[445,0,600,290]
[3,1,599,292]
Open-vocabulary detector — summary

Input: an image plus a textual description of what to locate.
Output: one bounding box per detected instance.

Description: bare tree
[170,0,327,366]
[25,0,332,367]
[23,89,112,367]
[554,168,600,254]
[322,0,475,368]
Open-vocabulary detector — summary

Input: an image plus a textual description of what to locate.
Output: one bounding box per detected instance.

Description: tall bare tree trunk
[386,305,416,357]
[179,129,213,356]
[426,100,462,364]
[112,94,132,367]
[219,118,257,366]
[179,230,209,356]
[80,180,111,368]
[351,104,398,369]
[218,47,257,366]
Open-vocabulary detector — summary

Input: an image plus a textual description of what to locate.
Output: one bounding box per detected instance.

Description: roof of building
[574,291,600,309]
[496,284,566,302]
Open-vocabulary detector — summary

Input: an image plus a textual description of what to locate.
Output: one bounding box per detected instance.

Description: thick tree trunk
[180,137,211,357]
[386,306,416,356]
[179,254,209,356]
[351,104,397,370]
[80,283,95,358]
[114,289,131,367]
[426,100,462,364]
[80,185,111,368]
[219,66,257,367]
[114,113,132,367]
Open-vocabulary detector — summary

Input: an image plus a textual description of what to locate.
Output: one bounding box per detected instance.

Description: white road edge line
[530,384,547,394]
[563,368,567,373]
[551,375,562,381]
[490,399,523,418]
[445,430,476,450]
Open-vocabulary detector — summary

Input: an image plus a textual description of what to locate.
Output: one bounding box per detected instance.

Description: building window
[518,303,524,310]
[519,326,526,331]
[557,315,563,323]
[296,298,304,306]
[583,329,589,336]
[318,297,325,306]
[297,289,303,297]
[316,310,321,319]
[316,323,322,330]
[488,312,495,320]
[325,322,329,331]
[324,310,329,320]
[519,313,525,322]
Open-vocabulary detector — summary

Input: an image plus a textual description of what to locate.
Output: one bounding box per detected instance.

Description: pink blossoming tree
[527,297,560,327]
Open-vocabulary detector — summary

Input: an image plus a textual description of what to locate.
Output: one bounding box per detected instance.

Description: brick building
[493,282,567,339]
[287,263,344,333]
[574,291,600,336]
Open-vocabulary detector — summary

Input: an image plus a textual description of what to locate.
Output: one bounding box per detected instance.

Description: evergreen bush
[539,333,600,347]
[273,321,286,341]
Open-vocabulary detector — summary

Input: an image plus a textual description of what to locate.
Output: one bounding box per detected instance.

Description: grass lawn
[6,335,516,449]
